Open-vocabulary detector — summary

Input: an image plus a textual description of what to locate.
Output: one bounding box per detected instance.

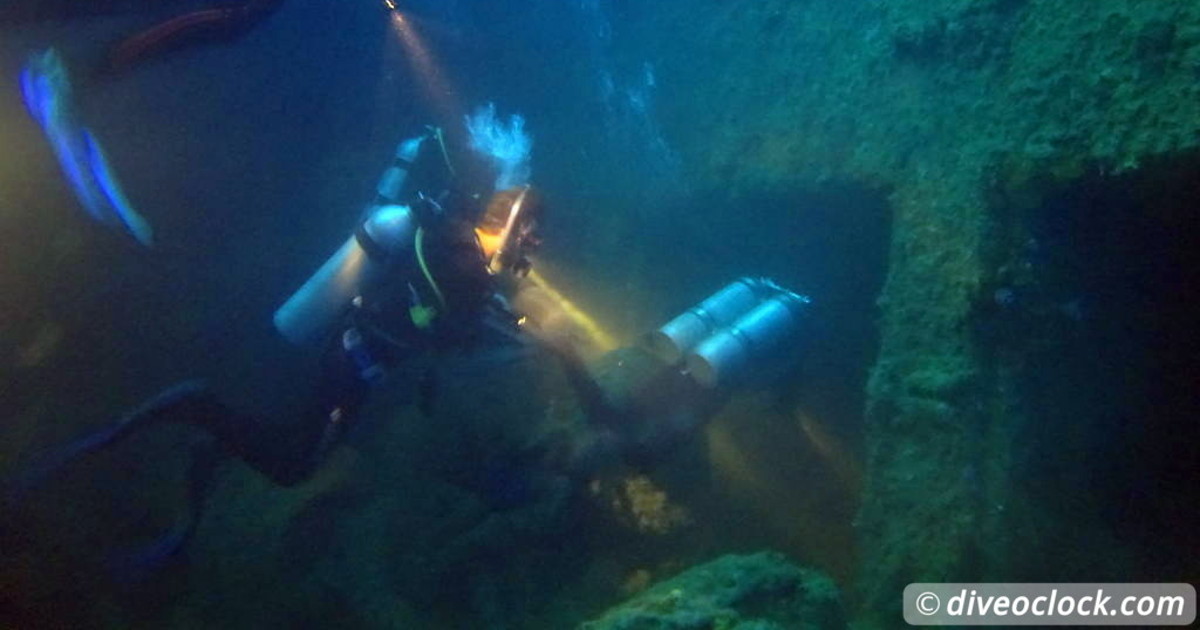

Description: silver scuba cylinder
[273,205,417,346]
[273,132,427,346]
[645,277,770,364]
[683,291,811,389]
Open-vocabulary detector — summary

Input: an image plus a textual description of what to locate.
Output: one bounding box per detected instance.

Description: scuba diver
[6,109,815,581]
[1,0,287,75]
[7,125,550,567]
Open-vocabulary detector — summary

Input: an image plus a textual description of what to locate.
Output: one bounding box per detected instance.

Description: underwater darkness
[971,150,1200,585]
[1,0,1198,627]
[990,157,1200,580]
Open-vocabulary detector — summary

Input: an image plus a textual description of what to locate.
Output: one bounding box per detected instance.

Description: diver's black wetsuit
[7,197,513,564]
[178,200,502,485]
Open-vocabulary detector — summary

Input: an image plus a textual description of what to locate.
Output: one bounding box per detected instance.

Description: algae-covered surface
[605,0,1200,621]
[1,0,1198,628]
[579,552,845,630]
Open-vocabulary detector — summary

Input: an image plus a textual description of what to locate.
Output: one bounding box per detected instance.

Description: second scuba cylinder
[645,277,770,364]
[684,291,810,389]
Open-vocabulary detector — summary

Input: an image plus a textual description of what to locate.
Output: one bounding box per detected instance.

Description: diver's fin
[5,380,212,505]
[18,49,65,127]
[107,526,189,585]
[18,67,45,125]
[105,0,286,74]
[20,48,153,247]
[5,420,130,505]
[82,130,154,246]
[107,438,225,583]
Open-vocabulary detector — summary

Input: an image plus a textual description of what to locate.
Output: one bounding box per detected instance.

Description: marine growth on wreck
[0,0,1196,628]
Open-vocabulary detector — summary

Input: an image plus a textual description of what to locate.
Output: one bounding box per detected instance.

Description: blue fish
[19,49,153,246]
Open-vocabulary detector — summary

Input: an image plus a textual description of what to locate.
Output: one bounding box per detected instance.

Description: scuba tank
[273,205,417,346]
[645,278,812,389]
[645,278,772,364]
[684,291,811,389]
[273,134,429,346]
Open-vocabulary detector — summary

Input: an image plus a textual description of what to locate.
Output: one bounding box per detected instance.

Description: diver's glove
[342,327,386,384]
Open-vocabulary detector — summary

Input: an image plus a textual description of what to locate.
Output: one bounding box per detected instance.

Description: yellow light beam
[524,269,620,353]
[388,12,462,123]
[797,409,862,494]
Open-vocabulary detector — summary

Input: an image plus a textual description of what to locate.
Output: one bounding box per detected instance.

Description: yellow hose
[414,227,447,310]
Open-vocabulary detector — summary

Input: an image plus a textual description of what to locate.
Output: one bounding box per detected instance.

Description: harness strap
[354,223,388,261]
